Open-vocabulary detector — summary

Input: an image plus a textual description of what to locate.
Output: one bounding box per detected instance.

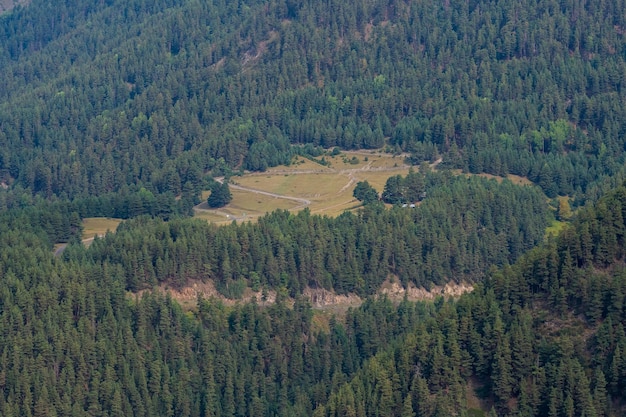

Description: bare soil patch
[138,276,473,315]
[466,377,491,416]
[137,279,278,310]
[379,277,474,302]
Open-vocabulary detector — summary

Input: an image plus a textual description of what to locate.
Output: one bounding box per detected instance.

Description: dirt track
[195,155,442,221]
[53,234,104,257]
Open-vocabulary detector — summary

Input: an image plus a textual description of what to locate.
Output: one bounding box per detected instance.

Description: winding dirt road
[228,183,311,208]
[194,180,312,221]
[53,234,104,257]
[195,155,442,221]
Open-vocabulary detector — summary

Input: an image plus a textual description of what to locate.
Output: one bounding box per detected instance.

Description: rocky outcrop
[144,278,473,312]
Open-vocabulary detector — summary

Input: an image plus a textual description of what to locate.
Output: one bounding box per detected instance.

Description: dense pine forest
[2,167,626,416]
[1,0,626,203]
[3,0,626,415]
[68,171,547,295]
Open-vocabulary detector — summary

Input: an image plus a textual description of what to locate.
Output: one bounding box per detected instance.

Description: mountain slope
[1,0,626,204]
[314,184,626,417]
[0,173,625,417]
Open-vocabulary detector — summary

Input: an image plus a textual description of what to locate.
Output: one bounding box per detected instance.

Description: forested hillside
[2,163,626,417]
[1,0,626,204]
[70,171,548,295]
[4,0,626,415]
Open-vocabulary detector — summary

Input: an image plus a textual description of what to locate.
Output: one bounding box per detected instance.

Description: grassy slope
[196,151,412,222]
[195,151,542,223]
[82,217,122,240]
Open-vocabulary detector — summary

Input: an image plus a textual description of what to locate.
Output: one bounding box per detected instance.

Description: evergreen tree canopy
[3,0,626,414]
[0,0,626,206]
[353,180,379,204]
[0,179,625,416]
[207,182,232,208]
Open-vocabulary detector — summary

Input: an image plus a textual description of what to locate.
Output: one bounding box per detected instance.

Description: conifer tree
[353,181,378,205]
[207,182,232,208]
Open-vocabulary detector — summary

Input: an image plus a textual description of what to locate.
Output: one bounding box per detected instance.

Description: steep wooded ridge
[1,176,625,416]
[74,171,548,295]
[0,0,625,205]
[316,184,626,417]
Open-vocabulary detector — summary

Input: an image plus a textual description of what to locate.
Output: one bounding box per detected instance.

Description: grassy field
[194,151,539,224]
[195,188,302,224]
[82,217,123,240]
[196,151,413,222]
[451,169,533,186]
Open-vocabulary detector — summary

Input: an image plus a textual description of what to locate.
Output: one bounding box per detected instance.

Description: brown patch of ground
[138,277,473,313]
[242,31,278,68]
[466,377,492,416]
[197,151,413,222]
[363,23,374,41]
[303,287,363,311]
[82,217,123,240]
[143,279,278,310]
[379,277,474,302]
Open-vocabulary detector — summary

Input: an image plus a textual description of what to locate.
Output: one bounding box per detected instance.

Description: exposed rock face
[302,287,362,308]
[379,279,474,301]
[147,280,278,307]
[145,278,473,311]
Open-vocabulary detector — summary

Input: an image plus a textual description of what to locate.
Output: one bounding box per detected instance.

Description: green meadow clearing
[82,217,123,240]
[195,151,413,222]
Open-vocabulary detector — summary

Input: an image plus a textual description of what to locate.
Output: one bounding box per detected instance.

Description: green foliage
[207,182,232,208]
[3,0,626,415]
[382,175,405,205]
[557,198,573,221]
[1,175,626,417]
[352,180,378,204]
[244,129,295,171]
[382,169,427,204]
[1,0,626,207]
[320,183,626,417]
[80,172,549,293]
